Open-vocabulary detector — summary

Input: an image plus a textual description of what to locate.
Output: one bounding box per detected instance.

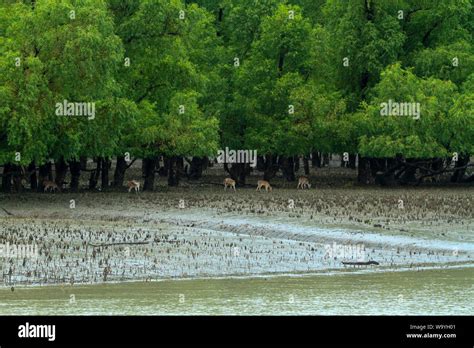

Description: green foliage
[1,0,123,165]
[114,0,220,158]
[234,4,313,155]
[413,40,474,85]
[357,63,460,158]
[0,0,472,175]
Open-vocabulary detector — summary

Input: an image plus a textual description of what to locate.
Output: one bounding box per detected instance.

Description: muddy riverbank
[0,186,472,286]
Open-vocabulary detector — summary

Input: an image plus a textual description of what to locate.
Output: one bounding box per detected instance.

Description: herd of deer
[222,176,311,192]
[128,177,310,193]
[41,179,141,193]
[41,177,310,193]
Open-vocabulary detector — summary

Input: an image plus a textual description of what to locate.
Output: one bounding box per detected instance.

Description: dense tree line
[1,0,473,192]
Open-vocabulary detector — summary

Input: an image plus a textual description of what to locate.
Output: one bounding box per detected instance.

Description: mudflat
[1,184,472,286]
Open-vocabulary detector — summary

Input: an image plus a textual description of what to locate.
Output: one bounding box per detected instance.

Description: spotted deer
[297,176,311,189]
[127,180,140,193]
[43,180,59,193]
[256,180,272,192]
[224,178,236,191]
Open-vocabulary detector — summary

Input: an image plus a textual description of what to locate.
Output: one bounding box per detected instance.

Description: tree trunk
[113,155,127,188]
[280,156,296,181]
[311,151,321,168]
[89,158,101,190]
[69,159,81,192]
[398,159,417,184]
[374,158,397,186]
[432,158,443,171]
[55,157,68,188]
[303,156,310,175]
[38,162,53,191]
[167,156,180,187]
[294,155,300,172]
[349,154,357,169]
[11,164,24,192]
[225,163,248,185]
[177,156,185,178]
[451,154,469,183]
[358,157,370,184]
[28,162,37,191]
[1,164,12,193]
[100,157,110,190]
[143,157,157,191]
[323,153,330,166]
[341,154,347,168]
[80,156,88,170]
[189,157,207,180]
[257,155,266,172]
[158,156,168,177]
[263,154,279,181]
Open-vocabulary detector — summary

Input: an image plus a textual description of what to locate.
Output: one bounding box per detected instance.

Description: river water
[1,266,472,315]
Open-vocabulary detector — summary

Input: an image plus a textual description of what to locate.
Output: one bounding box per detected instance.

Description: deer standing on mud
[127,180,140,193]
[422,175,438,184]
[297,176,311,189]
[224,178,236,191]
[43,180,59,193]
[256,180,272,192]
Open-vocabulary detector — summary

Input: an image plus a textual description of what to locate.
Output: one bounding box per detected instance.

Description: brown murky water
[1,267,472,315]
